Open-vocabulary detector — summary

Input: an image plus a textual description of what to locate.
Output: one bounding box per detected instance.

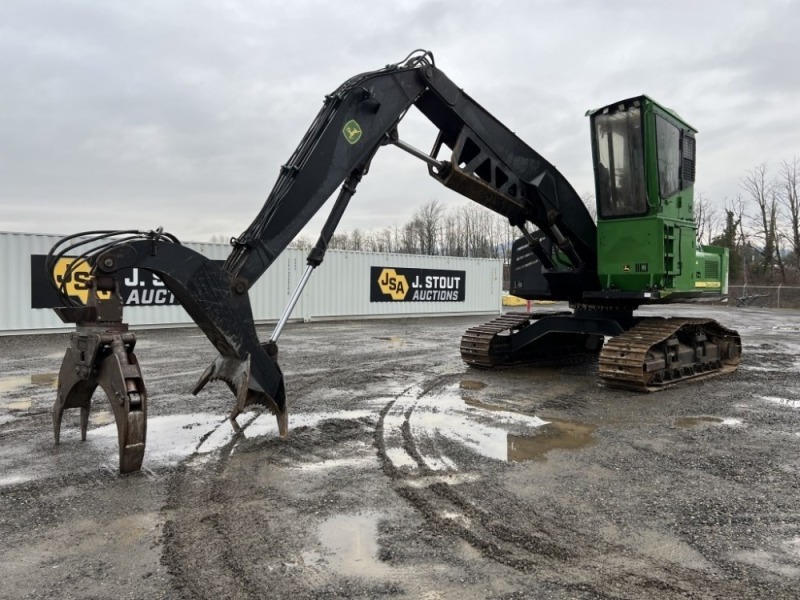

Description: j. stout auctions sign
[30,254,185,308]
[370,266,466,302]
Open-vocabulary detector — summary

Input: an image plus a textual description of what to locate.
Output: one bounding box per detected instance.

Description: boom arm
[224,51,598,293]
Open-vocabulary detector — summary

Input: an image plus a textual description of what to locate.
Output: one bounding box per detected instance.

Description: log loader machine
[47,50,741,472]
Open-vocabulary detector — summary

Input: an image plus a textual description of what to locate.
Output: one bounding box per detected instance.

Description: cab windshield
[593,107,647,218]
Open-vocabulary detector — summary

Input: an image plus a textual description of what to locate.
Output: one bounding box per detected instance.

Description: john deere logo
[377,268,409,300]
[342,119,363,145]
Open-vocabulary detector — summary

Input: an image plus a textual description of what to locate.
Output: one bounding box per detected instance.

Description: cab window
[656,115,681,198]
[593,107,647,218]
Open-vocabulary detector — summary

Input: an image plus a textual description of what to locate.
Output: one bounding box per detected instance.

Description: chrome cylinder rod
[392,138,444,169]
[269,264,315,343]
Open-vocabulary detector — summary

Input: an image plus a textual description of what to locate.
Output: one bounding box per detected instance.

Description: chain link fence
[727,285,800,309]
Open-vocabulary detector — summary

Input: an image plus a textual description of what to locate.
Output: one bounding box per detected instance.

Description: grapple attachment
[47,236,289,474]
[52,283,148,474]
[193,342,287,436]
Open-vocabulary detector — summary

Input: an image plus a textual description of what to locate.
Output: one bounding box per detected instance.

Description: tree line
[290,200,523,262]
[269,157,799,287]
[697,158,799,285]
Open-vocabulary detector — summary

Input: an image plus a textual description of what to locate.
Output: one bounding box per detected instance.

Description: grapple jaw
[52,283,148,474]
[193,343,288,436]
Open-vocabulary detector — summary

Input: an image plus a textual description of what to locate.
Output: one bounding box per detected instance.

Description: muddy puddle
[3,399,33,411]
[303,512,390,577]
[0,372,58,394]
[459,379,487,391]
[0,373,58,412]
[507,419,596,462]
[373,336,406,347]
[381,385,597,469]
[90,411,115,426]
[77,413,229,466]
[675,416,724,428]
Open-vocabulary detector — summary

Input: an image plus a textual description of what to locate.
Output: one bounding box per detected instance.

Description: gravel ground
[1,304,799,599]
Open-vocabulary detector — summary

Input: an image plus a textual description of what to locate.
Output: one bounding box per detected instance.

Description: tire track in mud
[159,359,421,600]
[159,356,798,600]
[161,440,265,600]
[372,375,788,600]
[374,377,575,573]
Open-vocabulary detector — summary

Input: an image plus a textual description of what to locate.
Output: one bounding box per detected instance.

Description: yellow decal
[694,281,721,288]
[623,264,630,272]
[377,268,409,300]
[342,119,363,144]
[52,257,110,304]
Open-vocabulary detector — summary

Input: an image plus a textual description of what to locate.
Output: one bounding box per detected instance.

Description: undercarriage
[461,307,742,391]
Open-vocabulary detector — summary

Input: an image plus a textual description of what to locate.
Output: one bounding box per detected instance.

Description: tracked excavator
[47,50,741,472]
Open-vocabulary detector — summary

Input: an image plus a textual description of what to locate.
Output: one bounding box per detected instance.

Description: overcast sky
[1,0,798,245]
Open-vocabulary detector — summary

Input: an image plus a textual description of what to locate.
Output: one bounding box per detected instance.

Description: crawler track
[460,311,595,368]
[461,312,539,367]
[598,317,741,391]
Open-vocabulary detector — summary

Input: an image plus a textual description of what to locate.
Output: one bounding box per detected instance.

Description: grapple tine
[96,335,148,474]
[80,406,90,442]
[192,362,215,396]
[276,410,288,438]
[193,352,288,435]
[53,347,96,445]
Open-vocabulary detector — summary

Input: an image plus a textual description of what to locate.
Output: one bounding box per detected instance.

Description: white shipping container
[0,232,502,333]
[306,250,501,318]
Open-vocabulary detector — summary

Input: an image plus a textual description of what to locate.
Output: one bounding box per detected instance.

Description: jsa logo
[377,268,409,300]
[51,258,110,304]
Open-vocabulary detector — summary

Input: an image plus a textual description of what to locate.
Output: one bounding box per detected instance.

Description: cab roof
[585,95,697,133]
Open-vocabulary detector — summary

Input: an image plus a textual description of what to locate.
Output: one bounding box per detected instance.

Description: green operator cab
[588,96,728,299]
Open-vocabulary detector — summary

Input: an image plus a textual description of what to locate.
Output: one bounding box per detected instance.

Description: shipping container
[0,232,502,333]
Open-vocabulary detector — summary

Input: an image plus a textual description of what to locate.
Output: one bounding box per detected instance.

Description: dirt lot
[1,304,799,599]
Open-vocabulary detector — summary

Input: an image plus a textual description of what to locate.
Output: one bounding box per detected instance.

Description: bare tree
[290,235,312,250]
[493,212,515,263]
[740,164,780,279]
[779,157,800,270]
[400,222,417,254]
[410,199,444,255]
[694,192,718,246]
[329,232,349,250]
[712,196,747,283]
[349,228,364,251]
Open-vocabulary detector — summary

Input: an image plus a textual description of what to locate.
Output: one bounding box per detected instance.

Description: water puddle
[90,413,228,463]
[304,513,390,577]
[507,419,596,462]
[675,416,723,428]
[401,389,547,465]
[761,396,800,409]
[459,380,487,391]
[293,456,377,472]
[30,373,58,388]
[374,336,405,346]
[382,385,598,469]
[0,373,58,393]
[462,396,517,413]
[3,399,32,411]
[0,376,29,394]
[90,411,114,426]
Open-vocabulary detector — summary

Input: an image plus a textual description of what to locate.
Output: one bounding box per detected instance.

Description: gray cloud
[1,0,798,243]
